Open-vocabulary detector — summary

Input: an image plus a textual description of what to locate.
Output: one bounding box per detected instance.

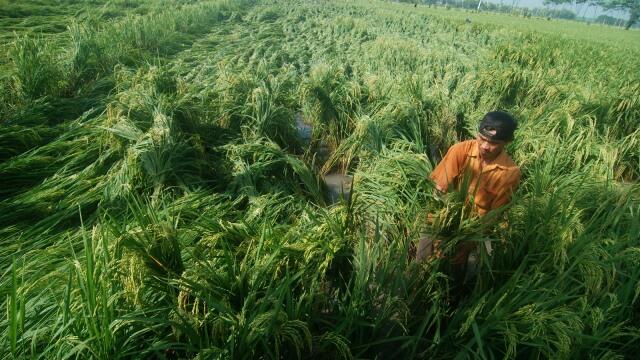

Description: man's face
[476,133,507,161]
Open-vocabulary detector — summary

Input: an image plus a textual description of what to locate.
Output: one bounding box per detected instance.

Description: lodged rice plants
[1,0,639,358]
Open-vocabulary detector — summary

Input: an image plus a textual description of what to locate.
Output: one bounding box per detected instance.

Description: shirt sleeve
[490,168,521,210]
[430,142,468,192]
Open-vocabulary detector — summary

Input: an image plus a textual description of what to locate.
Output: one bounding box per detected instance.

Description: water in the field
[295,112,312,144]
[323,173,352,204]
[295,112,350,204]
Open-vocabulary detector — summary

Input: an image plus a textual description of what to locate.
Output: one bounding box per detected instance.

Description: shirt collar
[468,139,509,171]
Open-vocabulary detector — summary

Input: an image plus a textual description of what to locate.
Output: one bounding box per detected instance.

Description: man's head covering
[479,111,517,142]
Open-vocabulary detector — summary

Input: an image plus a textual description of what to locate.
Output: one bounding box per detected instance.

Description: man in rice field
[416,111,520,280]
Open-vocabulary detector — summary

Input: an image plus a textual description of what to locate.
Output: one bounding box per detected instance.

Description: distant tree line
[544,0,639,29]
[596,13,622,23]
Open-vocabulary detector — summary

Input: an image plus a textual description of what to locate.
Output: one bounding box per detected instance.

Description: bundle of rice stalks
[300,62,363,148]
[8,34,64,102]
[225,138,324,202]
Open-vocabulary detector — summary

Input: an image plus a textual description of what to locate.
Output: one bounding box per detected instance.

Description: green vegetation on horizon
[1,0,639,358]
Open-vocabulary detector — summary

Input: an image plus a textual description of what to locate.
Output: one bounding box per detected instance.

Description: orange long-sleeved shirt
[430,139,520,216]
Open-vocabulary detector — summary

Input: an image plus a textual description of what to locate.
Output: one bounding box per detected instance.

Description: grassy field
[1,0,639,358]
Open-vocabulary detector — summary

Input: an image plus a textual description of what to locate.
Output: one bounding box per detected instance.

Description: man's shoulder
[448,139,476,154]
[499,154,518,169]
[458,139,477,147]
[496,153,520,180]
